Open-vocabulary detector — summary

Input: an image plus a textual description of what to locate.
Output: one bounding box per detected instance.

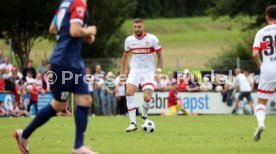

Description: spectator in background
[10,67,23,80]
[243,69,255,91]
[36,58,48,74]
[86,67,95,116]
[167,72,176,88]
[9,102,30,117]
[115,73,127,116]
[2,67,23,94]
[13,81,21,106]
[0,101,9,117]
[0,49,4,64]
[94,65,105,115]
[154,68,167,91]
[232,68,254,114]
[200,77,213,92]
[27,82,39,115]
[23,60,36,78]
[162,82,190,116]
[6,67,23,106]
[25,71,35,91]
[214,74,227,92]
[2,67,20,93]
[18,102,30,115]
[183,69,190,83]
[186,73,200,92]
[222,75,236,107]
[99,77,106,115]
[177,73,187,92]
[0,56,13,71]
[35,71,46,94]
[105,72,117,115]
[0,70,5,92]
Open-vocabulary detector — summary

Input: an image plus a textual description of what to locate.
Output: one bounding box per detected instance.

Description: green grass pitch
[1,115,276,154]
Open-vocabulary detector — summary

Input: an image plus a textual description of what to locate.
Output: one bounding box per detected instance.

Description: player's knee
[144,95,152,102]
[78,95,92,106]
[51,100,66,112]
[126,90,135,96]
[258,98,268,105]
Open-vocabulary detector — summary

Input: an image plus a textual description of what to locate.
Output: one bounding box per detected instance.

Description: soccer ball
[141,120,155,133]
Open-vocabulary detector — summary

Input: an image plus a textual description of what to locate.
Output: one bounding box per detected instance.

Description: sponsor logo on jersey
[132,48,154,54]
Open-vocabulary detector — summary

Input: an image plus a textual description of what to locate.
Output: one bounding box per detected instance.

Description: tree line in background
[208,0,275,72]
[83,0,215,59]
[0,0,275,71]
[134,0,214,18]
[0,0,59,71]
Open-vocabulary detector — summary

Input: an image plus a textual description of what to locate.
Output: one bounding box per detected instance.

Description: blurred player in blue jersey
[13,0,98,154]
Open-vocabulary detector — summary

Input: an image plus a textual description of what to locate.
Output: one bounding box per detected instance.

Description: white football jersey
[124,32,162,73]
[234,74,252,92]
[253,24,276,82]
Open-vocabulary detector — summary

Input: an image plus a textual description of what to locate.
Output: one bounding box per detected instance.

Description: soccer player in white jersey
[120,18,163,132]
[252,5,276,141]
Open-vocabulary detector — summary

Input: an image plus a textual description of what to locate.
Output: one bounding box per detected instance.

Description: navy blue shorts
[50,64,90,102]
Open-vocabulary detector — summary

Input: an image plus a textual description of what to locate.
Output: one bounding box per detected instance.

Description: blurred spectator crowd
[0,47,258,117]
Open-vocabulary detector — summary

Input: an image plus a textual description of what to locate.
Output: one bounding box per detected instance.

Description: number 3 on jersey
[263,35,276,56]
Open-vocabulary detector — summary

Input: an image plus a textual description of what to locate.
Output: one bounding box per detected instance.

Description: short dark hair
[27,59,33,63]
[266,5,276,19]
[243,68,249,73]
[134,18,144,24]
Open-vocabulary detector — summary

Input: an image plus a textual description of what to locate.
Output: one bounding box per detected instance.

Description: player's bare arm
[70,22,97,38]
[252,49,261,68]
[156,51,163,70]
[49,23,57,35]
[120,52,129,82]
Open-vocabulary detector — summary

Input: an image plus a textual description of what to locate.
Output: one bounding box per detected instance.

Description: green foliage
[207,31,257,71]
[0,0,59,71]
[209,0,275,28]
[121,17,244,71]
[134,0,215,18]
[208,0,275,71]
[81,0,138,58]
[0,0,137,70]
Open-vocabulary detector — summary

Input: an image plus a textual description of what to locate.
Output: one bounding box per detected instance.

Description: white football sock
[142,101,150,117]
[126,96,136,124]
[255,104,266,127]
